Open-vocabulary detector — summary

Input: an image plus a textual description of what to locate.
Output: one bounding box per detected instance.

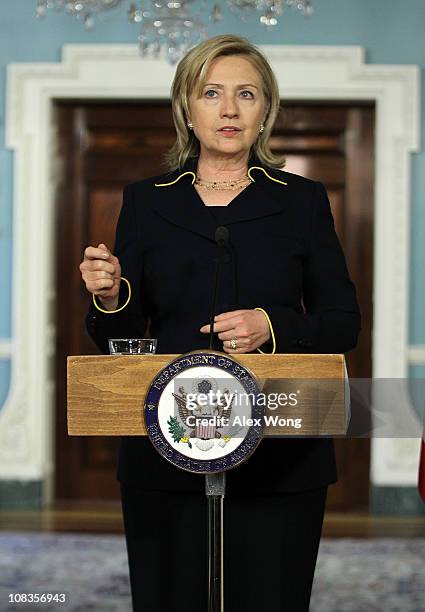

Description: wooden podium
[67,353,349,437]
[67,352,349,612]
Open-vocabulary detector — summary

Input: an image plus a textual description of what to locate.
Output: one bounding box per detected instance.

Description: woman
[80,34,361,611]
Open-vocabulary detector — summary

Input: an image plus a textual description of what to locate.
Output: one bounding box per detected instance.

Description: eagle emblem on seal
[168,376,235,452]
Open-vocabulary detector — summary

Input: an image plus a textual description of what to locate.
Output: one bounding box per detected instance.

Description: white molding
[371,438,422,487]
[0,341,13,359]
[3,44,421,494]
[407,345,425,366]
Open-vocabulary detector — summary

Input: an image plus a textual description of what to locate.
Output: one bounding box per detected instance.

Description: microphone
[209,226,230,349]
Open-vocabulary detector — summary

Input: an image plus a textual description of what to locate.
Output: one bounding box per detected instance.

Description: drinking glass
[108,338,157,355]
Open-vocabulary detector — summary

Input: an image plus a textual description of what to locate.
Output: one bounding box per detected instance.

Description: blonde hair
[163,34,286,171]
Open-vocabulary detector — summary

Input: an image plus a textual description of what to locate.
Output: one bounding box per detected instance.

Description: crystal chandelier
[226,0,313,27]
[36,0,124,29]
[36,0,314,62]
[128,1,208,65]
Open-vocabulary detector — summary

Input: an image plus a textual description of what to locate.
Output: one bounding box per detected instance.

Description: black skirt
[120,484,328,612]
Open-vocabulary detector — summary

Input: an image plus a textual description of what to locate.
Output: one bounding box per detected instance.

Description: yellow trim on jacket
[254,307,277,354]
[247,166,288,186]
[154,165,288,187]
[154,171,197,187]
[92,276,131,314]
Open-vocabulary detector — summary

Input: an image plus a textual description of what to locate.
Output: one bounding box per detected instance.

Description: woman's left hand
[200,309,270,353]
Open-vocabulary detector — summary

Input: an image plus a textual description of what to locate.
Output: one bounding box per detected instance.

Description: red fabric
[419,437,425,503]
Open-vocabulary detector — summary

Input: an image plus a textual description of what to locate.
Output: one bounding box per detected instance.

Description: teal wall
[0,2,423,408]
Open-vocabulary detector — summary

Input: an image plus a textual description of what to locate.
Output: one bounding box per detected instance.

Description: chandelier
[35,0,314,63]
[36,0,123,30]
[128,1,208,65]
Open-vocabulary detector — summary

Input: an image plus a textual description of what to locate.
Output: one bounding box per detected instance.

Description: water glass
[108,338,157,355]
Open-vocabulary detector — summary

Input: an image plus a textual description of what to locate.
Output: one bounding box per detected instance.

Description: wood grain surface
[67,353,348,436]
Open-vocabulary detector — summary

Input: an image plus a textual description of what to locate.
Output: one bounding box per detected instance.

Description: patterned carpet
[0,533,424,611]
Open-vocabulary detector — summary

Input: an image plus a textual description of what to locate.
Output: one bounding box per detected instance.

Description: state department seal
[144,350,264,473]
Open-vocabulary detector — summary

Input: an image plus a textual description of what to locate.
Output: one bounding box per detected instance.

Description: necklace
[194,174,252,191]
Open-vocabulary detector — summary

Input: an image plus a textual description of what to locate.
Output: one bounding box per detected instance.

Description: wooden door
[277,103,374,511]
[54,100,373,510]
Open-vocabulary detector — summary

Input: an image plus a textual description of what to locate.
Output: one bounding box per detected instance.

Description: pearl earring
[259,124,264,133]
[187,122,193,130]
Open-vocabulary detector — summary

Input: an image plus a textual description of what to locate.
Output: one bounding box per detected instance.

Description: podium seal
[144,350,264,473]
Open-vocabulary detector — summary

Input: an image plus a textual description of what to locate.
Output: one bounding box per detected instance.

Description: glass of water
[108,338,157,355]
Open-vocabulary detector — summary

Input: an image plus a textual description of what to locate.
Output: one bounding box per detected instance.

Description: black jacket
[85,151,361,494]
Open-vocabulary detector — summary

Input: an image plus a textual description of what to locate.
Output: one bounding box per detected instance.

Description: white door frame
[3,45,420,501]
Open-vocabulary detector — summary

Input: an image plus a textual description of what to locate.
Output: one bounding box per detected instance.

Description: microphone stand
[206,226,229,612]
[209,255,223,350]
[209,226,230,350]
[206,472,226,612]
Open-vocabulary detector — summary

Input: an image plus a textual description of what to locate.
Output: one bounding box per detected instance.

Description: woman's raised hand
[79,243,122,310]
[199,309,270,353]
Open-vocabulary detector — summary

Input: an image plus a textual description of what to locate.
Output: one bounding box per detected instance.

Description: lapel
[152,150,289,242]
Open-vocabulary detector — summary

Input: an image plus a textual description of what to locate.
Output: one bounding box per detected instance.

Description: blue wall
[0,0,424,409]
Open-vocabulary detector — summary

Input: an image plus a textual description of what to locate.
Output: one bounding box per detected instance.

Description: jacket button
[297,339,313,347]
